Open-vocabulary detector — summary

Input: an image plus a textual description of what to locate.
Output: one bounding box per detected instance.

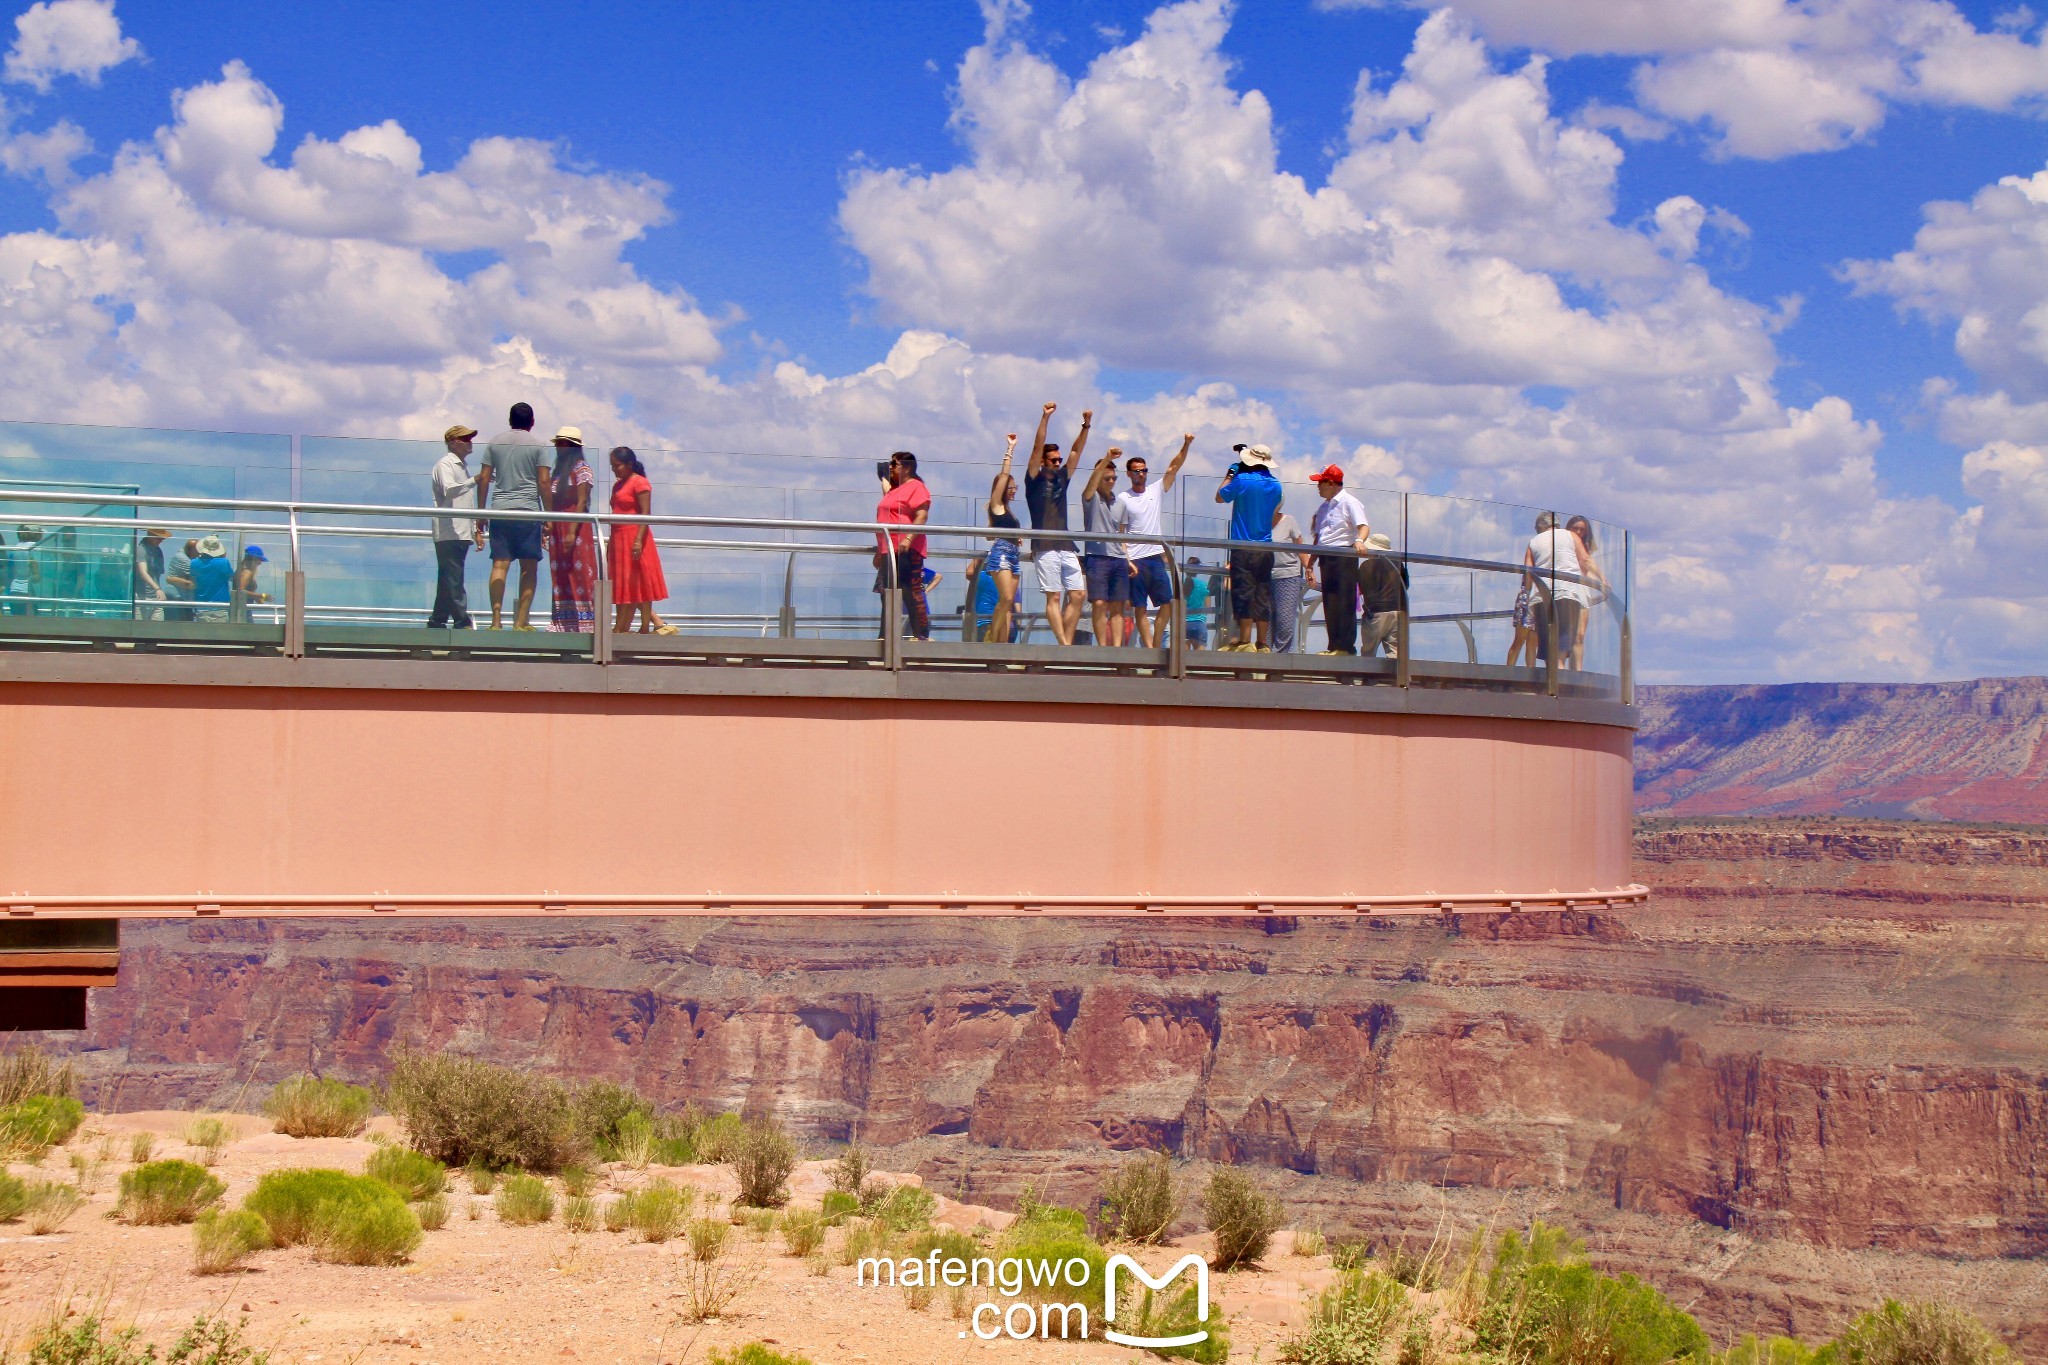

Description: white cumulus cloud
[3,0,136,92]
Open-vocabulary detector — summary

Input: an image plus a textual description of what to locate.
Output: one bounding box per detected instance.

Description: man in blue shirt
[1215,443,1282,651]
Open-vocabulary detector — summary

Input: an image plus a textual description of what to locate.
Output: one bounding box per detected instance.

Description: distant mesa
[1635,676,2048,823]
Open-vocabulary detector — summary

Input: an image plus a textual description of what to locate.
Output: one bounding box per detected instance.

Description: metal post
[779,552,797,639]
[285,571,305,659]
[882,540,902,671]
[1620,529,1633,705]
[1545,513,1560,697]
[1164,547,1186,679]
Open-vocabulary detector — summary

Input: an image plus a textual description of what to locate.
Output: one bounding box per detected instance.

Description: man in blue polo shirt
[1215,443,1283,652]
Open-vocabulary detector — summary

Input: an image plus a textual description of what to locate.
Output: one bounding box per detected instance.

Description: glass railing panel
[298,437,446,626]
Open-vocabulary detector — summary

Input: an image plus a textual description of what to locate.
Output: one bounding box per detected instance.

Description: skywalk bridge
[0,421,1640,1028]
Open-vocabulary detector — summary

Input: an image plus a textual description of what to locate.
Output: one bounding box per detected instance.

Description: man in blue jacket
[1215,444,1282,652]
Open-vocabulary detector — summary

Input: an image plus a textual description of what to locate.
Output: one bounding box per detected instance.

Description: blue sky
[0,0,2044,681]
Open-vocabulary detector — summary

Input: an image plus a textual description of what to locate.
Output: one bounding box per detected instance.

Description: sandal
[654,624,680,636]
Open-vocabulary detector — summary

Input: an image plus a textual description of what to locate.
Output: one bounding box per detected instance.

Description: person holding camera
[1215,443,1282,652]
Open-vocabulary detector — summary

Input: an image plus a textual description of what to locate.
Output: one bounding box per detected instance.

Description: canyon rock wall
[1636,677,2048,821]
[42,820,2048,1346]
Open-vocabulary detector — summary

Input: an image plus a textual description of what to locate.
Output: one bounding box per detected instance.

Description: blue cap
[244,544,267,561]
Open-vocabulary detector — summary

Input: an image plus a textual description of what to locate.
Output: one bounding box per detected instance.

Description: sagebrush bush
[117,1159,226,1225]
[730,1117,799,1208]
[829,1144,873,1194]
[1822,1300,2013,1365]
[0,1171,27,1221]
[364,1145,446,1200]
[494,1173,555,1226]
[244,1168,365,1245]
[709,1345,816,1365]
[193,1207,273,1274]
[1204,1168,1283,1270]
[265,1074,374,1138]
[1281,1270,1406,1365]
[1722,1336,1815,1365]
[564,1195,600,1233]
[559,1163,597,1198]
[318,1194,422,1266]
[835,1216,882,1267]
[416,1194,449,1231]
[688,1215,732,1261]
[572,1080,651,1158]
[21,1310,268,1365]
[24,1181,83,1235]
[0,1094,85,1156]
[781,1208,826,1256]
[466,1161,496,1194]
[384,1048,584,1172]
[996,1205,1110,1332]
[128,1130,155,1164]
[1295,1226,1328,1258]
[820,1190,858,1224]
[874,1182,937,1231]
[1098,1150,1182,1243]
[634,1182,691,1242]
[1470,1222,1709,1365]
[1119,1282,1231,1363]
[0,1044,76,1110]
[696,1112,747,1163]
[183,1116,236,1166]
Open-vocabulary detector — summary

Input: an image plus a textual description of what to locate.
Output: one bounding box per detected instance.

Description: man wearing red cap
[1307,464,1369,654]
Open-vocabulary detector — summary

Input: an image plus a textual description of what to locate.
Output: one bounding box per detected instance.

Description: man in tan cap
[429,423,483,629]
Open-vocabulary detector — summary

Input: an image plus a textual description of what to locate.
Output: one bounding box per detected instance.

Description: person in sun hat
[1215,442,1282,651]
[475,401,550,630]
[189,534,233,622]
[1306,464,1369,654]
[545,426,597,634]
[1359,531,1408,659]
[233,544,272,622]
[429,424,482,629]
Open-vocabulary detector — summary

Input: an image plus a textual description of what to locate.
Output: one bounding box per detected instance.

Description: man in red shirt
[875,450,933,641]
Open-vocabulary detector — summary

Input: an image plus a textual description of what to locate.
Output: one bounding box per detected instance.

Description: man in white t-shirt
[1306,464,1369,654]
[1111,433,1194,648]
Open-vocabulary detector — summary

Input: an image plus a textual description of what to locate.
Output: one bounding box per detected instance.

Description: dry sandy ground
[0,1113,1341,1365]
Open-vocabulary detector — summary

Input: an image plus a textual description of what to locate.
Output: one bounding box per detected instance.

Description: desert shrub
[1281,1270,1406,1365]
[829,1143,873,1194]
[193,1207,272,1274]
[633,1182,691,1242]
[820,1190,858,1224]
[1204,1169,1283,1270]
[996,1204,1111,1334]
[494,1173,555,1225]
[781,1208,827,1256]
[709,1346,815,1365]
[604,1192,635,1233]
[264,1074,374,1138]
[903,1281,935,1312]
[1383,1235,1444,1291]
[1013,1190,1089,1237]
[696,1111,747,1162]
[1296,1226,1328,1258]
[317,1194,422,1265]
[872,1182,937,1232]
[466,1160,496,1194]
[1722,1335,1818,1365]
[744,1206,778,1239]
[1098,1150,1182,1244]
[650,1117,699,1166]
[560,1163,597,1198]
[117,1159,226,1225]
[0,1170,26,1221]
[24,1180,83,1234]
[0,1094,85,1155]
[613,1109,657,1167]
[680,1238,763,1323]
[1119,1282,1232,1363]
[416,1194,449,1231]
[128,1130,156,1164]
[244,1168,363,1244]
[21,1309,269,1365]
[364,1145,446,1200]
[563,1195,600,1233]
[0,1043,77,1109]
[184,1116,236,1166]
[689,1215,733,1261]
[384,1048,584,1172]
[1470,1223,1709,1365]
[572,1080,652,1157]
[837,1216,884,1266]
[68,1151,105,1193]
[730,1117,799,1208]
[1820,1301,2013,1365]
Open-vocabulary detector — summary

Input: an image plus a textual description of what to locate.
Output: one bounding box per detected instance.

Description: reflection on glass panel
[0,479,137,619]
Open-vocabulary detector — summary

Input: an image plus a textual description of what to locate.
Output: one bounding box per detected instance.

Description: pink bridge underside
[0,682,1634,913]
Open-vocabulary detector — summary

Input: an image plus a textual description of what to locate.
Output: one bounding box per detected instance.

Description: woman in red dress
[607,446,676,635]
[546,428,597,633]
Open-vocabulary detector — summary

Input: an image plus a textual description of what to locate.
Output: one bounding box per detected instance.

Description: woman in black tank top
[983,435,1022,643]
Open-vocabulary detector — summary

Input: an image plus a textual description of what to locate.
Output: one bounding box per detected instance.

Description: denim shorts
[1128,555,1174,609]
[1083,554,1129,603]
[986,540,1020,575]
[489,518,544,562]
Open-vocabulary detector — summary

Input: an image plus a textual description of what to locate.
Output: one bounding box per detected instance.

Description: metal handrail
[0,486,1613,592]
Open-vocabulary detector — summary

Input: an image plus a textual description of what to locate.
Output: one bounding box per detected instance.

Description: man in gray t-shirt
[474,401,551,630]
